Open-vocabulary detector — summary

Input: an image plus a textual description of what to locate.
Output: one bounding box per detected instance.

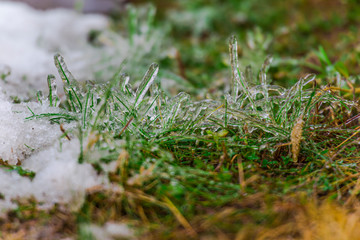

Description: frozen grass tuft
[2,34,356,238]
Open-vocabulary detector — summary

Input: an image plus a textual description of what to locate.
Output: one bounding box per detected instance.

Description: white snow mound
[0,139,104,213]
[0,87,104,213]
[0,91,61,165]
[0,1,109,96]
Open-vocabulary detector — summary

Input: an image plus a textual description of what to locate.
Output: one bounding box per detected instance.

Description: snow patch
[0,1,109,96]
[0,91,61,164]
[0,140,104,213]
[82,222,135,240]
[0,85,104,212]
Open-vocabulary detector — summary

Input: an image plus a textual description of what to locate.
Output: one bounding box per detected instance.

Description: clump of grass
[13,32,360,239]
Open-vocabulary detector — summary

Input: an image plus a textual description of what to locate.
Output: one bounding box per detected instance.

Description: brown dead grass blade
[291,115,304,162]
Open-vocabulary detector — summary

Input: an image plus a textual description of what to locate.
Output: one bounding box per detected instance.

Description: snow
[0,87,105,213]
[82,222,135,240]
[0,91,61,165]
[0,2,116,213]
[24,140,103,210]
[0,140,104,212]
[0,1,110,96]
[12,0,121,13]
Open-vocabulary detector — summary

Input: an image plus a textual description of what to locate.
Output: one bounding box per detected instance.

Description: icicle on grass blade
[47,74,59,107]
[54,53,75,85]
[163,92,190,129]
[142,92,159,118]
[229,36,240,100]
[245,65,255,85]
[292,74,315,122]
[229,36,258,114]
[259,55,273,118]
[54,54,82,112]
[83,90,91,129]
[91,74,124,131]
[115,94,131,113]
[259,56,273,86]
[119,73,130,92]
[134,63,159,108]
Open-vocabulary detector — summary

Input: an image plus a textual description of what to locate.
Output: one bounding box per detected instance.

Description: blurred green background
[123,0,360,89]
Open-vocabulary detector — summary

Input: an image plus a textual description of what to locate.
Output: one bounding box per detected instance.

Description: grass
[3,1,360,239]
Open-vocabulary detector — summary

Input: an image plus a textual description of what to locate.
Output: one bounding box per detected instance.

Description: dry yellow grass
[236,199,360,240]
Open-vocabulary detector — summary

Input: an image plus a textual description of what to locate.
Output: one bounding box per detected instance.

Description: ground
[2,0,360,239]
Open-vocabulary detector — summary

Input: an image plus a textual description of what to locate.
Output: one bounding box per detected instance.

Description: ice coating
[134,63,159,108]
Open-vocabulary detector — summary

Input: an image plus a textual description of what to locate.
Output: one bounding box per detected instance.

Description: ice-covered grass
[13,36,359,239]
